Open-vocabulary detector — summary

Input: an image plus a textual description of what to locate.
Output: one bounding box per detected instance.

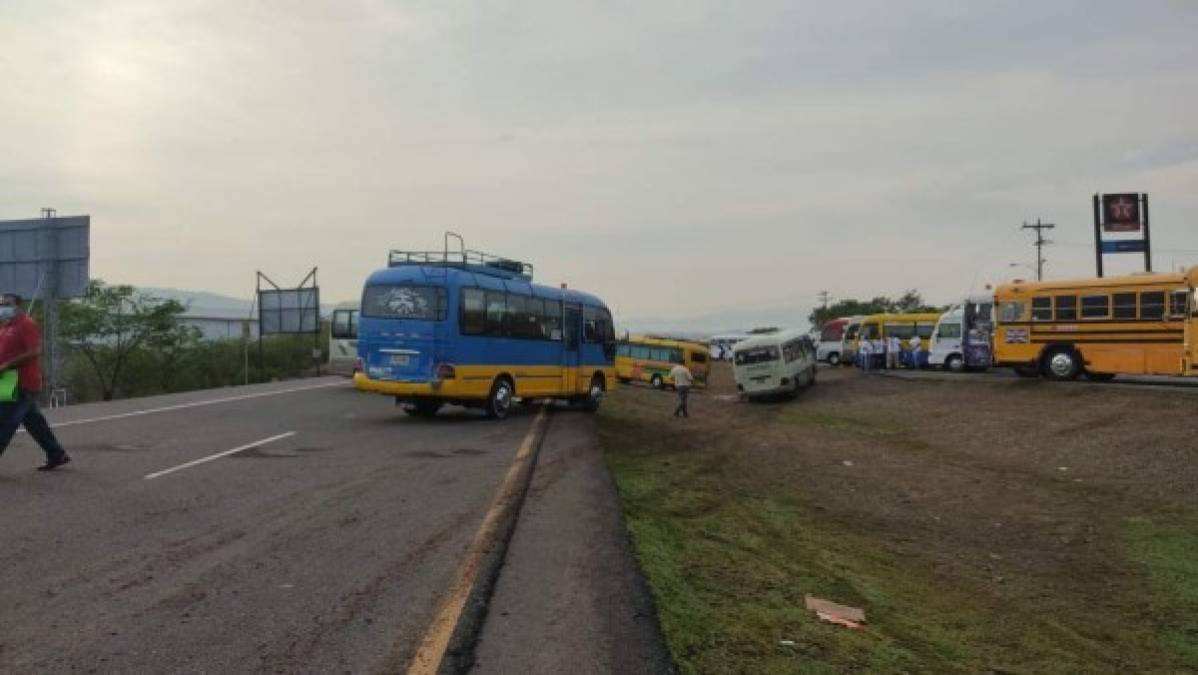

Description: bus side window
[461,288,486,335]
[1113,293,1137,320]
[1169,290,1189,319]
[1054,295,1078,321]
[1081,295,1110,319]
[507,294,529,338]
[1031,297,1051,321]
[543,301,563,340]
[916,323,934,339]
[484,291,507,336]
[1140,292,1165,320]
[999,301,1025,322]
[670,349,684,365]
[526,298,546,339]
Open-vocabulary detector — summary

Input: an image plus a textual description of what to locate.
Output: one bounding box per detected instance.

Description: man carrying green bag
[0,293,71,471]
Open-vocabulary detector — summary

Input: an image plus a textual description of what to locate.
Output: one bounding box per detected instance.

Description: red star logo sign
[1109,197,1135,220]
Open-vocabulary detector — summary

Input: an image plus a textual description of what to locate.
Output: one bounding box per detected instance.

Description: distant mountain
[619,303,812,339]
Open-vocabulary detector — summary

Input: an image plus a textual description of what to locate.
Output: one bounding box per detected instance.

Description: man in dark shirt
[0,294,70,470]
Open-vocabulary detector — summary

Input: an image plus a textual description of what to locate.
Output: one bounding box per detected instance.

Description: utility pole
[817,291,831,310]
[1021,219,1055,281]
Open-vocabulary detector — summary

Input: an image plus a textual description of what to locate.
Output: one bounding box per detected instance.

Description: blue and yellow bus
[353,241,617,418]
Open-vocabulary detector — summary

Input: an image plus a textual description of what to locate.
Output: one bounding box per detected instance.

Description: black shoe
[37,454,71,471]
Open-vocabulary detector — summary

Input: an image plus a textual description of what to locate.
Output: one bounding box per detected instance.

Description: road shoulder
[470,409,674,674]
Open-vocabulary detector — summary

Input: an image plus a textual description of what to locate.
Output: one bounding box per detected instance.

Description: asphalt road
[0,378,548,673]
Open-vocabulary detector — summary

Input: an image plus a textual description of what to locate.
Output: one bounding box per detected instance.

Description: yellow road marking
[405,407,550,675]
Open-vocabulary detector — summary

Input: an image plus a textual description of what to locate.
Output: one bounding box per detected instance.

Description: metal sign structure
[1092,193,1151,277]
[255,268,321,379]
[0,213,91,405]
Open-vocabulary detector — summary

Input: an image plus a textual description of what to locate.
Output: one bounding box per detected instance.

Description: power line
[1021,219,1055,281]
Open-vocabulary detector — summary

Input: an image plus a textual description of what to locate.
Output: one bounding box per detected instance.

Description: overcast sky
[2,1,1196,328]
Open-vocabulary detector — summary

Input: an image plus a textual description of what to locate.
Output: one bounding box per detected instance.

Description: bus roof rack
[387,249,534,280]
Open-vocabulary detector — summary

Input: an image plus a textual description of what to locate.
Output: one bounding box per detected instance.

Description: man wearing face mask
[0,294,71,470]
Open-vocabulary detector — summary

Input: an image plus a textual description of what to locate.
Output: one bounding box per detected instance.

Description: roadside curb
[434,408,553,675]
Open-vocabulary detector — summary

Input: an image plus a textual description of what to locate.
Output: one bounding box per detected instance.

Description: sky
[2,0,1197,331]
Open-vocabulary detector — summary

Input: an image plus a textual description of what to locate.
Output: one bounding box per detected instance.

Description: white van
[732,328,818,400]
[928,307,965,372]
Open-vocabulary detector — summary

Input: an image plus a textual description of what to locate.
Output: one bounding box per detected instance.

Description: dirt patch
[601,364,1198,673]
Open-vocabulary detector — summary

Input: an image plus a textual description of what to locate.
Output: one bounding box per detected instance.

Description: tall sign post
[1092,193,1151,277]
[255,268,321,381]
[0,213,90,406]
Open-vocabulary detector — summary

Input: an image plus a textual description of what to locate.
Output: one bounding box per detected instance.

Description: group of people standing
[857,334,923,373]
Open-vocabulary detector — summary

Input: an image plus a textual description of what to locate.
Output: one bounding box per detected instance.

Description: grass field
[599,365,1198,673]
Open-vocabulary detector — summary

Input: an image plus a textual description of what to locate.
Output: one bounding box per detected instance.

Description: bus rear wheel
[485,377,515,419]
[1042,348,1081,381]
[650,374,664,390]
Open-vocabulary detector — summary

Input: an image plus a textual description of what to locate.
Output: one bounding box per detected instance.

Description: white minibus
[732,328,818,400]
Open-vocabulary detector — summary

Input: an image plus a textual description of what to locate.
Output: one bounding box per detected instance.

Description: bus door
[963,301,993,368]
[563,303,582,393]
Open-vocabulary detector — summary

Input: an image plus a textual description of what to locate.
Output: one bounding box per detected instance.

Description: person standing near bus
[0,293,71,470]
[858,336,874,373]
[908,333,922,369]
[669,362,694,417]
[886,335,901,370]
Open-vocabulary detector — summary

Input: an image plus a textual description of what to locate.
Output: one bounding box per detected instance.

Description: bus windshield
[362,284,446,320]
[735,346,780,365]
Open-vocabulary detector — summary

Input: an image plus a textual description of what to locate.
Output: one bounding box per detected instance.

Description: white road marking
[144,431,296,480]
[43,381,344,430]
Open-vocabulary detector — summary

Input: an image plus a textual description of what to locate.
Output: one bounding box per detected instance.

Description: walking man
[0,294,71,470]
[669,362,694,418]
[887,335,901,370]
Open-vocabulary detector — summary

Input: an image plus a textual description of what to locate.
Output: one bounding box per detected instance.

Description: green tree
[58,280,187,400]
[808,290,945,328]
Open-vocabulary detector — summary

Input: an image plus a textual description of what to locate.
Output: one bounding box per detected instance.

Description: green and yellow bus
[615,335,711,388]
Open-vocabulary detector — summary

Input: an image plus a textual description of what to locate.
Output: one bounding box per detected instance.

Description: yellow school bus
[615,335,711,388]
[993,268,1198,380]
[848,312,942,367]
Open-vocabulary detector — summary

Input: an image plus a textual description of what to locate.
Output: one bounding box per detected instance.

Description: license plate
[390,354,410,366]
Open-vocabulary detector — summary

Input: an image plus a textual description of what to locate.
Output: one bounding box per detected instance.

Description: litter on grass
[805,594,865,630]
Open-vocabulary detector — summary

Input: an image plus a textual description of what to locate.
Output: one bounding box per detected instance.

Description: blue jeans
[0,390,67,462]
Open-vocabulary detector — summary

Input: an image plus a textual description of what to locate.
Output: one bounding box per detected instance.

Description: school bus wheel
[1041,347,1081,381]
[650,374,664,389]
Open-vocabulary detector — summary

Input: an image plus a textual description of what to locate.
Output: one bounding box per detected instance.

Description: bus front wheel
[1042,348,1081,381]
[485,377,515,419]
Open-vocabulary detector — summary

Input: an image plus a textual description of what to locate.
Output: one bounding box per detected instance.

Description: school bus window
[1081,295,1110,319]
[526,298,545,338]
[1112,293,1137,320]
[1000,301,1025,322]
[1168,290,1189,319]
[860,324,879,340]
[1031,297,1052,321]
[616,343,630,357]
[543,302,563,340]
[1054,295,1078,321]
[915,323,935,339]
[691,351,708,364]
[461,288,486,335]
[1140,291,1165,320]
[885,323,915,339]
